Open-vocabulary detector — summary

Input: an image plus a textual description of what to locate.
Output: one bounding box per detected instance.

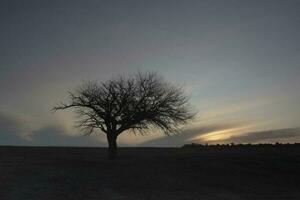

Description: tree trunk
[107,133,118,159]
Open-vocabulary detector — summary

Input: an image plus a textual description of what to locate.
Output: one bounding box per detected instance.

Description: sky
[1,0,300,147]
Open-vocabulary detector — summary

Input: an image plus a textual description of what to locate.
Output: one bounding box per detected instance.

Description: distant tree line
[182,142,300,148]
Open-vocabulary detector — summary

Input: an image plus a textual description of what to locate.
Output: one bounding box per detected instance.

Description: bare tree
[53,72,195,159]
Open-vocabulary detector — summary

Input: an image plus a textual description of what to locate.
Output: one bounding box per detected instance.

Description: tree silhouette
[53,72,195,159]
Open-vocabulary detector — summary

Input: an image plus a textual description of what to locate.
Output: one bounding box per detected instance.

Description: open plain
[0,145,300,200]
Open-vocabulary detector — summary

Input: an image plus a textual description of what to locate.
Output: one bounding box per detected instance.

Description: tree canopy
[53,72,195,158]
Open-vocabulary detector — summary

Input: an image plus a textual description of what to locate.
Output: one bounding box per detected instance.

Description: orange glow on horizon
[188,126,252,142]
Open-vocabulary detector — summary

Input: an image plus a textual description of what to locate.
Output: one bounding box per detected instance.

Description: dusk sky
[1,0,300,147]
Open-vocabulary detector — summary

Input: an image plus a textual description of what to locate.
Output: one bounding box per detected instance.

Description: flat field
[0,145,299,200]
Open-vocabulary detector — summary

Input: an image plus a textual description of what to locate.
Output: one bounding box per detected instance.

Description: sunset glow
[0,1,300,146]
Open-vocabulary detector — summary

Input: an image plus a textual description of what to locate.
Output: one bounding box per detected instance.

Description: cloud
[0,110,106,146]
[0,110,30,145]
[2,109,300,147]
[140,123,239,147]
[220,128,300,144]
[30,126,106,146]
[140,123,300,146]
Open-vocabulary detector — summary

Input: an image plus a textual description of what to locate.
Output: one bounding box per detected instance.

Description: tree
[53,72,195,159]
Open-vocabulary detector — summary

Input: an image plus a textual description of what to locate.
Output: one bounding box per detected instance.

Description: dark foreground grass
[0,145,300,200]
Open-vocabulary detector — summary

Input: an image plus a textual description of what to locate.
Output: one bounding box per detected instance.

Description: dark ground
[0,145,300,200]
